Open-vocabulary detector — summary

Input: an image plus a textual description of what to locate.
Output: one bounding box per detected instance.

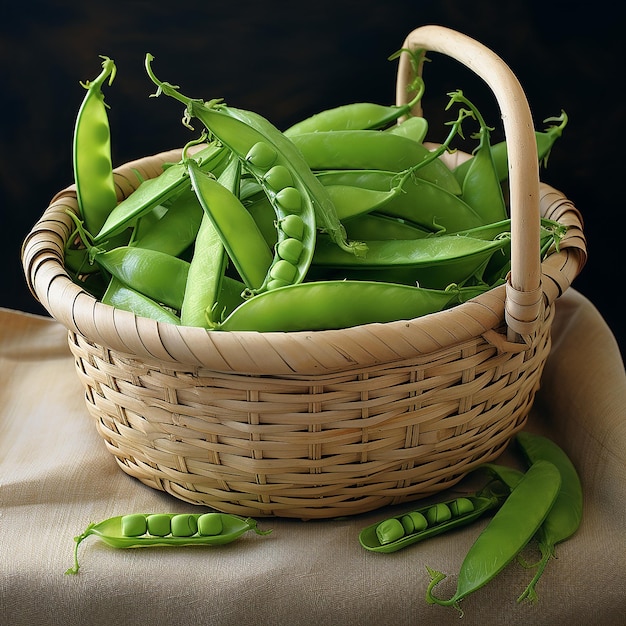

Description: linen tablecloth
[1,289,624,626]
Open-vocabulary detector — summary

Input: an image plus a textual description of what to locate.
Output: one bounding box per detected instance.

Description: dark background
[2,0,624,359]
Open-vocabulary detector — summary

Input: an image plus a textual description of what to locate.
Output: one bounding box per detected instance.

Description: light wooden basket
[22,26,586,519]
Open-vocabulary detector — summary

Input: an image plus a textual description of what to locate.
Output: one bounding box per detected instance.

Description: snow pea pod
[95,142,227,242]
[385,115,428,143]
[290,130,461,195]
[426,460,561,615]
[65,512,271,574]
[317,169,482,233]
[187,157,273,291]
[73,56,118,234]
[283,78,424,135]
[311,233,510,289]
[130,186,203,256]
[448,90,507,225]
[209,281,485,332]
[102,277,181,325]
[453,111,569,184]
[180,157,237,327]
[515,431,583,603]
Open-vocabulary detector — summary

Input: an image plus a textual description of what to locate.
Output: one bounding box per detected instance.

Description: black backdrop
[2,0,624,358]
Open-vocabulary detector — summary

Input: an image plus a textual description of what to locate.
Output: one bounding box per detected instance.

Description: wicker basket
[22,26,586,519]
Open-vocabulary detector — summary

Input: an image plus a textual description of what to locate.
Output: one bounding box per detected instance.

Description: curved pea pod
[73,56,118,234]
[208,281,479,332]
[316,169,482,233]
[187,157,273,292]
[95,143,227,242]
[102,277,181,325]
[311,233,510,289]
[515,432,583,604]
[385,115,429,144]
[283,84,424,135]
[445,91,507,225]
[359,492,506,554]
[426,460,562,615]
[343,214,430,241]
[65,513,271,575]
[131,187,203,256]
[453,111,569,184]
[290,130,461,195]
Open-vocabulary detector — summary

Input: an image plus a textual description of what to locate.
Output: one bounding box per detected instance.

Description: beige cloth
[1,289,624,626]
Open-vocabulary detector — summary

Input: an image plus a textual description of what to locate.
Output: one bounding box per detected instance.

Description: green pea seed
[277,238,304,264]
[269,259,297,283]
[121,514,148,537]
[279,214,305,240]
[197,513,224,536]
[426,503,452,526]
[264,165,293,190]
[246,141,277,169]
[266,278,291,290]
[170,514,199,537]
[275,187,302,212]
[401,511,429,534]
[376,518,405,545]
[146,514,172,537]
[449,497,475,517]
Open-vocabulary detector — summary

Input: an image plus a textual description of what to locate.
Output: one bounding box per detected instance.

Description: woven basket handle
[396,25,542,341]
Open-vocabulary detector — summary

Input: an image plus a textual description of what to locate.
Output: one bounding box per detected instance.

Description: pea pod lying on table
[425,460,562,616]
[359,476,516,554]
[515,432,583,604]
[65,512,271,575]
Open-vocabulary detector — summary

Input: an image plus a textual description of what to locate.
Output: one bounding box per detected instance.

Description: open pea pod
[66,512,271,575]
[359,490,508,554]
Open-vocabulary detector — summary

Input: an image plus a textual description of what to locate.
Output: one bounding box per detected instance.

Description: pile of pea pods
[65,52,568,332]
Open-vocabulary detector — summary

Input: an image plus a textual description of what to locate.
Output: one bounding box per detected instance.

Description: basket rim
[21,146,586,375]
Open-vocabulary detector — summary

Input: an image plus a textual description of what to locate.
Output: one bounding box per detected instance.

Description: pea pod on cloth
[73,56,118,234]
[515,431,583,604]
[425,459,561,616]
[65,513,271,575]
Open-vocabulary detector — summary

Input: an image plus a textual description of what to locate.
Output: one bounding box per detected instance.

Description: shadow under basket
[21,26,586,519]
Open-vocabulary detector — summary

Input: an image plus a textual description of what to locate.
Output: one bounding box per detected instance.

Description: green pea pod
[95,143,227,242]
[208,281,487,332]
[187,157,273,291]
[181,157,237,327]
[385,115,429,144]
[73,56,118,234]
[290,130,461,195]
[515,432,583,603]
[448,90,508,225]
[359,492,506,554]
[453,111,568,184]
[65,513,271,575]
[131,187,203,256]
[344,214,430,241]
[311,233,510,289]
[102,277,181,325]
[426,460,561,615]
[283,80,424,135]
[317,169,482,233]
